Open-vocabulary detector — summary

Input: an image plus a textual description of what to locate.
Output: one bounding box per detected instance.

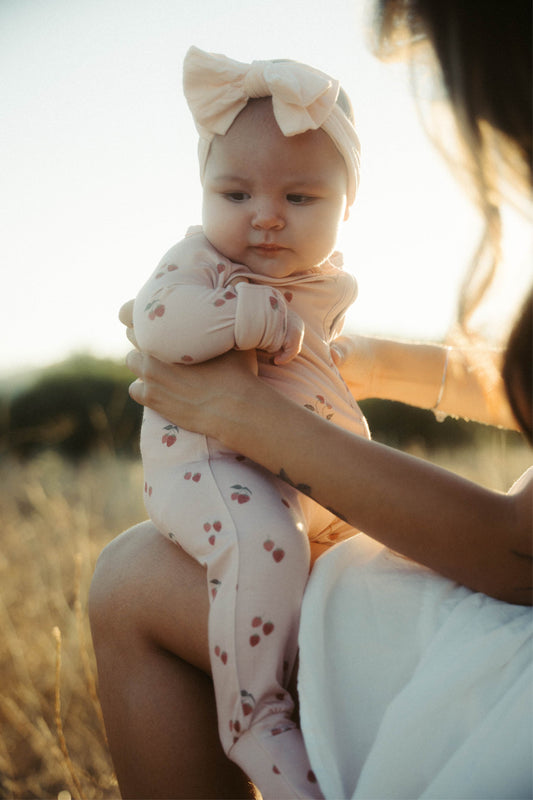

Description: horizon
[2,0,530,378]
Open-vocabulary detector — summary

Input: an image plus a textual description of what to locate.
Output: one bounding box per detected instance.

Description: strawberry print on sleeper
[133,227,370,799]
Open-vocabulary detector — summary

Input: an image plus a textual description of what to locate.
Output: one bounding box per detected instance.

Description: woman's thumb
[330,341,345,366]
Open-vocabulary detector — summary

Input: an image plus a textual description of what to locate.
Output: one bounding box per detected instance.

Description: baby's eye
[224,192,249,202]
[287,194,312,205]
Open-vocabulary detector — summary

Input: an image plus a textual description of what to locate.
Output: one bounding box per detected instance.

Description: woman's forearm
[212,379,532,605]
[336,335,519,430]
[126,349,531,604]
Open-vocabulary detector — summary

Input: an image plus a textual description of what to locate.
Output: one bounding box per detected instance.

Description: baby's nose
[251,200,285,230]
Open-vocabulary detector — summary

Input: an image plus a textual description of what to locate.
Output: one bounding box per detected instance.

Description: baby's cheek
[203,213,231,257]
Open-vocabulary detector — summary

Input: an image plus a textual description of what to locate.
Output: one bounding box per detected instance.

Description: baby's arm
[133,236,303,365]
[231,281,304,365]
[227,276,304,365]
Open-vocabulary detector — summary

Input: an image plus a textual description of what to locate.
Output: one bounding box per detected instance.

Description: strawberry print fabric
[135,227,369,798]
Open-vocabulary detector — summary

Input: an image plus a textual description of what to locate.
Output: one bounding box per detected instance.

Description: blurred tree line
[0,354,525,460]
[0,355,142,459]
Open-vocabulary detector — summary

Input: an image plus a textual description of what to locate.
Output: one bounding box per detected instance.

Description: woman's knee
[89,520,211,669]
[89,521,159,643]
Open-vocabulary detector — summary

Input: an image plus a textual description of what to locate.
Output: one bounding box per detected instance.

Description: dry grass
[0,454,145,799]
[0,439,530,798]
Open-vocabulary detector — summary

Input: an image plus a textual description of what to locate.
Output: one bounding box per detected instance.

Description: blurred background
[0,2,530,797]
[3,0,530,377]
[2,0,530,456]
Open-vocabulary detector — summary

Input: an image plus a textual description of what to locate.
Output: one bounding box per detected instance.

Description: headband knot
[243,61,271,99]
[183,46,361,205]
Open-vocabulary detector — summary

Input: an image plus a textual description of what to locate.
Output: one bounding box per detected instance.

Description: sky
[1,0,530,376]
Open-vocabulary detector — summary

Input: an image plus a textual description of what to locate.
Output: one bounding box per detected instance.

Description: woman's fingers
[119,300,139,346]
[119,299,135,327]
[125,348,145,378]
[330,340,347,367]
[126,352,198,428]
[126,326,138,347]
[330,334,377,400]
[125,348,260,435]
[331,335,357,368]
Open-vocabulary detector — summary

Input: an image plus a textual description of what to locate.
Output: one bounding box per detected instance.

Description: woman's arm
[126,348,532,605]
[332,334,520,430]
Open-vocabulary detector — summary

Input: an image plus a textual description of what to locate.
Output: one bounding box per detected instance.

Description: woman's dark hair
[502,291,533,441]
[373,0,532,441]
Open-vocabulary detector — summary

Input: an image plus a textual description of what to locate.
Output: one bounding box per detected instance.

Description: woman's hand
[120,294,259,439]
[119,299,138,348]
[332,333,519,428]
[126,347,259,439]
[120,295,259,438]
[331,333,378,400]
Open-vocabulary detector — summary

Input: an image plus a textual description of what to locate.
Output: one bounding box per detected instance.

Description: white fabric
[299,519,533,798]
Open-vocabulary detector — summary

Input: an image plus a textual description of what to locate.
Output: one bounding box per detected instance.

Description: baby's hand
[273,309,305,365]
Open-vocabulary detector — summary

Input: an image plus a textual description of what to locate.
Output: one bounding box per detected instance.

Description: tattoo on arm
[278,468,312,496]
[510,548,533,562]
[325,506,349,523]
[277,468,349,522]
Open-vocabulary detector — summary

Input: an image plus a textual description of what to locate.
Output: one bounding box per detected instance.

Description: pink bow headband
[183,46,361,206]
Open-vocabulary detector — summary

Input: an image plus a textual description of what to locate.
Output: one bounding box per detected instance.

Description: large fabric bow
[183,46,340,139]
[182,46,361,205]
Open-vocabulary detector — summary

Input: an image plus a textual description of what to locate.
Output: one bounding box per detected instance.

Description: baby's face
[202,99,348,279]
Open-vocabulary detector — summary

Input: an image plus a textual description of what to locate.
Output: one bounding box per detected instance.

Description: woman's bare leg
[89,521,256,799]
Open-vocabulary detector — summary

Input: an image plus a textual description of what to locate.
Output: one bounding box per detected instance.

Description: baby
[133,46,369,800]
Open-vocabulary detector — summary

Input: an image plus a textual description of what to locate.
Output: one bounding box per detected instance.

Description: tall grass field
[0,455,146,799]
[0,440,530,798]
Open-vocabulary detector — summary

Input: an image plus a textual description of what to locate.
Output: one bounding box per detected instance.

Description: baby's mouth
[252,243,285,252]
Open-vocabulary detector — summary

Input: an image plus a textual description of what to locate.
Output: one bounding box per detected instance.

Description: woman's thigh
[89,520,211,673]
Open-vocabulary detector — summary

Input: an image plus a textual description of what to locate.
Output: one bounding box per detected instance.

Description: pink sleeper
[134,227,369,799]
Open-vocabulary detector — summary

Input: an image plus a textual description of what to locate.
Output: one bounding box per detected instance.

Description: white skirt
[298,531,533,799]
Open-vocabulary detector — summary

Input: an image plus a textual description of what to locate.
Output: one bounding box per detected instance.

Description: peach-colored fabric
[134,227,369,441]
[133,227,368,798]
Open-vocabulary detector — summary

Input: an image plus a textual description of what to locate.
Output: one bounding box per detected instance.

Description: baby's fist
[273,309,304,365]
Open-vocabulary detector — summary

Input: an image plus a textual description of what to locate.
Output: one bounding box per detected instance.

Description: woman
[89,1,532,797]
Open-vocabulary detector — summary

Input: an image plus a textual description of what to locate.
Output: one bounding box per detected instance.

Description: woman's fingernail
[128,378,142,400]
[330,344,343,363]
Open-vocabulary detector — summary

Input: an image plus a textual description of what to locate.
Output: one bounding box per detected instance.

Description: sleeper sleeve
[133,253,288,364]
[233,283,288,354]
